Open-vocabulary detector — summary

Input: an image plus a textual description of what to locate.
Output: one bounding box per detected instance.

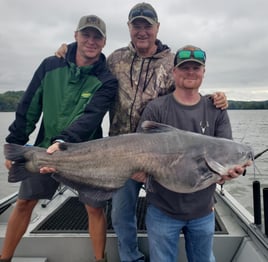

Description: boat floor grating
[32,197,227,234]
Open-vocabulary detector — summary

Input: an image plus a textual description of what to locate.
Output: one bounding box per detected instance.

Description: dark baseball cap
[128,2,158,24]
[174,45,206,67]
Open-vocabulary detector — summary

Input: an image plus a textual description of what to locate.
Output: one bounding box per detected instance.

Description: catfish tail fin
[8,162,34,183]
[4,143,30,161]
[4,143,36,183]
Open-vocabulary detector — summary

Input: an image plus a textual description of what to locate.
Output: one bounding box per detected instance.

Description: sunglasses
[177,50,206,63]
[129,8,157,20]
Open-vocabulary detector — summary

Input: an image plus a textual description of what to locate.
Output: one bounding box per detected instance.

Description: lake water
[0,111,268,216]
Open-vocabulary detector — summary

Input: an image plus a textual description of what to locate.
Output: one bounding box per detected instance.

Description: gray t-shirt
[137,93,232,220]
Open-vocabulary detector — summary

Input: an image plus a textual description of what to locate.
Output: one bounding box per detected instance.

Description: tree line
[0,91,24,111]
[228,100,268,109]
[0,91,268,111]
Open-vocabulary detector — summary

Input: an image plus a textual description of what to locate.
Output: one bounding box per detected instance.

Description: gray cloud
[0,0,267,101]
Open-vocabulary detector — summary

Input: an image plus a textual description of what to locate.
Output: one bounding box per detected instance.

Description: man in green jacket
[0,15,117,262]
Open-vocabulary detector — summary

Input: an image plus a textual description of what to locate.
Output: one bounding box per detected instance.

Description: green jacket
[6,43,117,147]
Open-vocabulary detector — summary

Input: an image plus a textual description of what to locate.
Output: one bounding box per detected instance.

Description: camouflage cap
[76,15,106,37]
[128,2,158,24]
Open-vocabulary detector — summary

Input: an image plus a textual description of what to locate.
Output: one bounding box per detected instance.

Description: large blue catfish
[4,121,253,201]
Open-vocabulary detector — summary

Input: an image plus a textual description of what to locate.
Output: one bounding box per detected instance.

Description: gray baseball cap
[76,15,106,37]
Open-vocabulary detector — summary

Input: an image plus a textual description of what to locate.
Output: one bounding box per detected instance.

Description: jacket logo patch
[81,92,91,98]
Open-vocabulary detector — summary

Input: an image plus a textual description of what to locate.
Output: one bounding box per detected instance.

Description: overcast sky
[1,0,267,101]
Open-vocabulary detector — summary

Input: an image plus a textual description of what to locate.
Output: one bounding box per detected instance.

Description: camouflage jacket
[107,40,175,136]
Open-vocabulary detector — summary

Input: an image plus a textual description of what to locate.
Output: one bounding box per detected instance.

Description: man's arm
[210,92,228,110]
[55,44,228,111]
[51,77,117,143]
[55,43,69,58]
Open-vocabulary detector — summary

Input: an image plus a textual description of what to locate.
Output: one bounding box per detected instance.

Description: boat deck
[31,196,225,234]
[1,187,268,262]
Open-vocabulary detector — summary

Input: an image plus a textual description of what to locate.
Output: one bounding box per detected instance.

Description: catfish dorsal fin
[141,120,177,133]
[58,142,79,151]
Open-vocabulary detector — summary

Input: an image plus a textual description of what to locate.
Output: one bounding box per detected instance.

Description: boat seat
[40,185,77,208]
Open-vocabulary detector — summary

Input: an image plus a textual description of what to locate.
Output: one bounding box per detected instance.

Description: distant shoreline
[1,91,268,110]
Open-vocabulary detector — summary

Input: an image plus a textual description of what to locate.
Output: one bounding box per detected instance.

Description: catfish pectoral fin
[205,156,225,175]
[52,174,117,201]
[8,162,34,183]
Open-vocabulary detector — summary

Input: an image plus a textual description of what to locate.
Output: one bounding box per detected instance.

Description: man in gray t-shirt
[137,44,249,262]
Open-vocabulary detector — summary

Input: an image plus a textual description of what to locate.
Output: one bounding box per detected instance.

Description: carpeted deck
[32,196,226,234]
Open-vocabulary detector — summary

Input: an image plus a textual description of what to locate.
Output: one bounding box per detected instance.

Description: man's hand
[131,171,147,183]
[55,43,68,58]
[39,142,60,173]
[5,159,12,170]
[217,161,252,184]
[212,92,228,110]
